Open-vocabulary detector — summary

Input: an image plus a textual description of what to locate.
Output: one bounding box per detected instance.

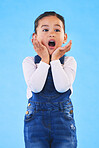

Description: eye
[54,29,60,32]
[43,29,49,32]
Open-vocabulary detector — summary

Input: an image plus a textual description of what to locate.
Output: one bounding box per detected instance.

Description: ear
[32,33,37,39]
[63,33,67,44]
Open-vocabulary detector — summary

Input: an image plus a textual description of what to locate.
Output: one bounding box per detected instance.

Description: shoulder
[64,56,76,62]
[22,56,37,69]
[22,56,34,64]
[64,56,77,65]
[63,56,77,70]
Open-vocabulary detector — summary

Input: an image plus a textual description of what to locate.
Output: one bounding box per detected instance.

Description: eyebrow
[41,25,49,28]
[54,24,61,28]
[41,24,61,28]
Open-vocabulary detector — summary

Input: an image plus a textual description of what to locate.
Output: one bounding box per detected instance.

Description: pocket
[63,110,77,136]
[70,120,77,139]
[24,110,33,122]
[24,102,37,122]
[24,105,38,122]
[61,100,74,120]
[63,107,74,120]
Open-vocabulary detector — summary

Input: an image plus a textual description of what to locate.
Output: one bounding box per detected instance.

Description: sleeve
[50,56,77,93]
[22,57,50,93]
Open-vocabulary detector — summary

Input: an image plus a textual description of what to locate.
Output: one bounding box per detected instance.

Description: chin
[48,49,56,55]
[49,51,54,55]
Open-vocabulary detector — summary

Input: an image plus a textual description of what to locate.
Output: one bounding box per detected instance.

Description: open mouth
[48,40,56,47]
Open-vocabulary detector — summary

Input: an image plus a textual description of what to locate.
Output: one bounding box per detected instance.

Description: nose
[49,30,55,37]
[49,34,54,37]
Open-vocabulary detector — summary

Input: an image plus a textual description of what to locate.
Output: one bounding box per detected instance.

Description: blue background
[0,0,99,147]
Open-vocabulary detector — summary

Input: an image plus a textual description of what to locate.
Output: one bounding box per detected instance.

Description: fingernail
[33,36,35,39]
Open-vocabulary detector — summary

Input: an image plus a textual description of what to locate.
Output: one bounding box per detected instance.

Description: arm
[22,57,50,92]
[22,36,50,92]
[50,56,77,92]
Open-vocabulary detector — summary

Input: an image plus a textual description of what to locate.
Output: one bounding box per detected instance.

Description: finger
[66,44,72,52]
[34,41,40,50]
[33,39,43,51]
[32,38,38,47]
[65,40,72,48]
[60,44,72,53]
[39,40,46,48]
[69,40,72,45]
[66,44,72,51]
[32,39,39,50]
[59,45,70,51]
[31,35,37,43]
[31,39,33,43]
[60,41,72,51]
[35,40,43,49]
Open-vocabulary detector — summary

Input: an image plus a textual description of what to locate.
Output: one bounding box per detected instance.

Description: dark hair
[34,11,65,34]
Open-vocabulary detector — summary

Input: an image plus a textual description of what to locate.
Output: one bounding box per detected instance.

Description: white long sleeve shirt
[22,56,77,99]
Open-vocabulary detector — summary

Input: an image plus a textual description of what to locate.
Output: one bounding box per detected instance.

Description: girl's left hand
[51,40,72,61]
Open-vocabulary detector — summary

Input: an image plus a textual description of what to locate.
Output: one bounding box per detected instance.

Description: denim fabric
[24,55,77,148]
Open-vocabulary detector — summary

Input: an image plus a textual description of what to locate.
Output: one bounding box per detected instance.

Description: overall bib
[24,55,77,148]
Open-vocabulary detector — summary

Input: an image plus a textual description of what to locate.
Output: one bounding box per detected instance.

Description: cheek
[58,34,64,42]
[36,35,41,41]
[58,39,64,46]
[37,33,45,41]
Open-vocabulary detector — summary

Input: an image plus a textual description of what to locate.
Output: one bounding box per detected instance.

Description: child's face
[33,16,67,55]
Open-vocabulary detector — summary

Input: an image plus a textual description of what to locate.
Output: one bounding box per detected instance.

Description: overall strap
[34,55,66,64]
[34,55,41,64]
[59,55,66,64]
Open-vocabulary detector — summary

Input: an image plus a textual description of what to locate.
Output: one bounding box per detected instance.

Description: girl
[22,11,77,148]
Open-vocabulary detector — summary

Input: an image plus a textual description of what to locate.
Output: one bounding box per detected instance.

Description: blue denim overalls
[24,55,77,148]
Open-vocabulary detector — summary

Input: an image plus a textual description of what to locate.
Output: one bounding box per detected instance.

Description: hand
[31,38,50,64]
[51,40,72,61]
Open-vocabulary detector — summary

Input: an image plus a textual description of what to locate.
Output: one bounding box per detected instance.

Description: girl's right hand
[31,38,50,64]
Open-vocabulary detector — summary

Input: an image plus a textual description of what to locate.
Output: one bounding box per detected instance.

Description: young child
[22,11,77,148]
